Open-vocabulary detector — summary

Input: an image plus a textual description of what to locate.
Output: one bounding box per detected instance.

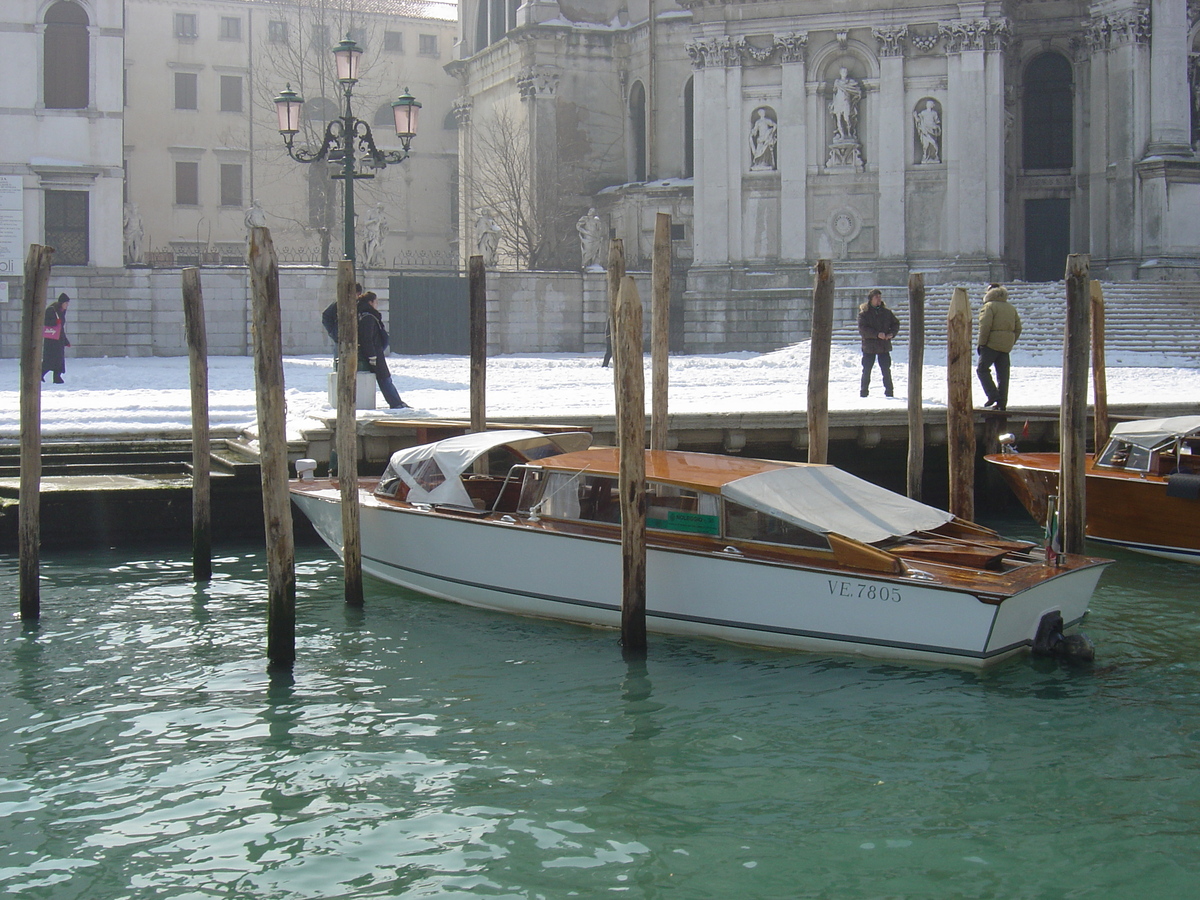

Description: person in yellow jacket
[976,284,1021,411]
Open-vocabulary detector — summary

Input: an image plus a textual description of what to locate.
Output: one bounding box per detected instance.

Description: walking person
[41,293,72,384]
[857,289,899,398]
[976,283,1022,411]
[357,291,409,410]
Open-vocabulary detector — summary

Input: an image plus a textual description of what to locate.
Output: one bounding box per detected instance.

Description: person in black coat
[42,293,72,384]
[357,292,409,409]
[857,289,900,398]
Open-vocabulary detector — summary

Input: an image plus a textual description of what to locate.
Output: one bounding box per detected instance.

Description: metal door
[389,274,469,354]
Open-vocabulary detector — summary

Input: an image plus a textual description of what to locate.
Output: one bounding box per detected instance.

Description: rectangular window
[174,13,198,39]
[268,20,288,44]
[174,72,198,110]
[419,33,438,56]
[175,161,199,206]
[219,17,241,41]
[44,191,89,265]
[219,164,243,208]
[220,75,243,113]
[311,25,330,51]
[384,31,403,52]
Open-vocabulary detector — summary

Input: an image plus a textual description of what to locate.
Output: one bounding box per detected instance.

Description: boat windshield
[1096,439,1152,472]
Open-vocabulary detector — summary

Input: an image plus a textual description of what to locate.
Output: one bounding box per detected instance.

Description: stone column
[688,37,734,265]
[518,65,561,267]
[779,32,808,262]
[1146,0,1194,156]
[1091,6,1152,270]
[941,19,992,262]
[724,59,745,262]
[873,26,908,260]
[983,21,1009,259]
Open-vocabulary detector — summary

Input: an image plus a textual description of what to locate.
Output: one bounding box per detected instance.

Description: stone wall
[0,267,397,359]
[1,264,862,359]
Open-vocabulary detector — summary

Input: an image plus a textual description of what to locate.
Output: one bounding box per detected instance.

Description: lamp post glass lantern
[273,36,420,265]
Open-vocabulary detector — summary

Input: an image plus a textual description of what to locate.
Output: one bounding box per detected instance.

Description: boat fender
[1031,611,1095,664]
[1165,473,1200,500]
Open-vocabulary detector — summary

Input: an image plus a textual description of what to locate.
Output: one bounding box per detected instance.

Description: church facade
[450,1,1200,350]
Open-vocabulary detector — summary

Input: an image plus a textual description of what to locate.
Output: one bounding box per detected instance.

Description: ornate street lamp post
[273,36,421,264]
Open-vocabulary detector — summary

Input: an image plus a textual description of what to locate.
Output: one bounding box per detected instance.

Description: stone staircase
[833,282,1200,367]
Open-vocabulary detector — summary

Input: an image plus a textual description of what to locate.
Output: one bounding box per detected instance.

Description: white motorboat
[291,430,1111,667]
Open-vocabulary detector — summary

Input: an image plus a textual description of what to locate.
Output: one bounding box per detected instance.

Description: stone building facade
[1,0,126,272]
[122,0,460,270]
[450,0,1200,351]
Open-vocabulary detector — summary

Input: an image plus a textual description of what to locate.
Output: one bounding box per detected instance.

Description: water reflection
[2,542,1200,898]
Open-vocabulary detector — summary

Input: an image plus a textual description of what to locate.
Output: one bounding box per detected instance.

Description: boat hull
[986,452,1200,564]
[293,488,1106,668]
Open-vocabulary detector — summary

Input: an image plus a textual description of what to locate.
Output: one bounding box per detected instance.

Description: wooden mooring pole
[607,239,626,376]
[1090,279,1109,455]
[615,275,648,657]
[248,226,297,666]
[469,255,487,435]
[946,287,975,521]
[650,213,671,452]
[182,268,212,582]
[334,261,363,607]
[19,244,52,621]
[1062,255,1092,557]
[807,260,834,464]
[906,273,926,501]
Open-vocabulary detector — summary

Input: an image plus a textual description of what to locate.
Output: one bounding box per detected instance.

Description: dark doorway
[389,274,469,354]
[1024,198,1070,282]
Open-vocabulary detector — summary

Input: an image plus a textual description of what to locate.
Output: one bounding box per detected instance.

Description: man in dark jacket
[857,289,900,398]
[357,292,409,409]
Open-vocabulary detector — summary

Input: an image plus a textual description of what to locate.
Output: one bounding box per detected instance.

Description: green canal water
[2,530,1198,899]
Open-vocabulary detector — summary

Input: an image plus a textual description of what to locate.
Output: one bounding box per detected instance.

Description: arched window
[44,1,89,109]
[475,0,489,50]
[683,77,694,177]
[630,81,647,182]
[1023,52,1073,170]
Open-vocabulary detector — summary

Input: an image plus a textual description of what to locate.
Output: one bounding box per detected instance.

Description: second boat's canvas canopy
[1108,416,1200,451]
[377,430,593,507]
[721,465,955,544]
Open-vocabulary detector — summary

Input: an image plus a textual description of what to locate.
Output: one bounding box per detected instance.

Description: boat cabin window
[1096,440,1151,473]
[723,500,830,550]
[646,483,720,535]
[521,471,720,534]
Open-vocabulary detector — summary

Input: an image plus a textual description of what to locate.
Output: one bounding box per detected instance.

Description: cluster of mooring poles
[16,238,1109,666]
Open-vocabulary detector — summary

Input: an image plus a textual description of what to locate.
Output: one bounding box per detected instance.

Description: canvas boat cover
[721,465,954,545]
[1108,416,1200,451]
[377,430,593,507]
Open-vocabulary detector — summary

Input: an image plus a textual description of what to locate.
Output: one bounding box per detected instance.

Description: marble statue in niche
[475,208,501,267]
[829,67,862,141]
[914,99,942,164]
[826,67,864,169]
[748,106,778,171]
